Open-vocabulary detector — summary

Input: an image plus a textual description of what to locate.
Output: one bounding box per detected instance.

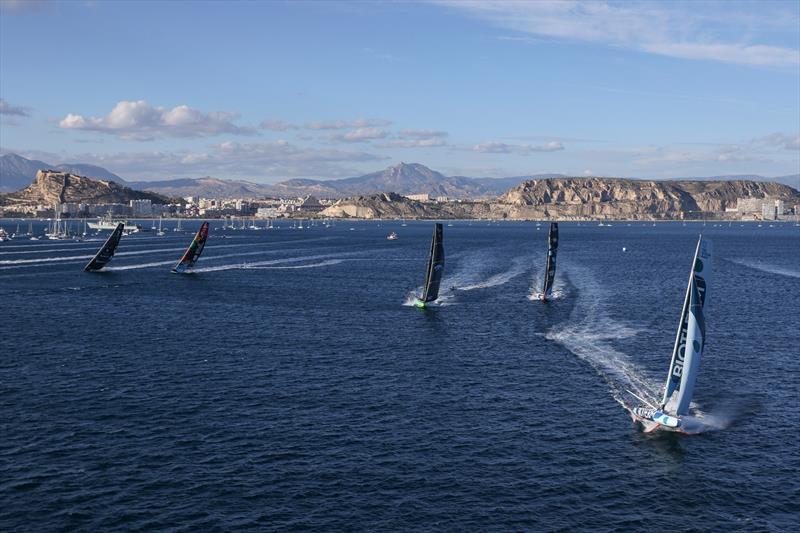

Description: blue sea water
[1,220,798,531]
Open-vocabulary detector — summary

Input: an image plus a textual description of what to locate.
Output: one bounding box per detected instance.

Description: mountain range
[1,153,798,199]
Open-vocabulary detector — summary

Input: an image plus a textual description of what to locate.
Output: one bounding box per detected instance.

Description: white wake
[728,258,800,279]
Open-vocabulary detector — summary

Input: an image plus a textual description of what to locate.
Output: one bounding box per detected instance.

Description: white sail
[674,281,705,415]
[661,237,712,415]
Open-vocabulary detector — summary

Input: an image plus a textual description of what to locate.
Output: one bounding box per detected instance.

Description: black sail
[421,223,445,302]
[541,222,558,298]
[83,223,124,272]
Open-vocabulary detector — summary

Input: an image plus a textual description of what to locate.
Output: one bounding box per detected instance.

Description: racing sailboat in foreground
[83,223,124,272]
[172,222,209,273]
[413,223,445,309]
[630,236,712,433]
[540,222,558,301]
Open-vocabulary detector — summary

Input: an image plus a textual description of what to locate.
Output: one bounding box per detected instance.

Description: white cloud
[381,138,448,148]
[58,100,256,140]
[260,119,299,131]
[37,140,388,180]
[397,129,448,139]
[439,1,800,68]
[0,98,30,116]
[376,129,449,148]
[330,127,390,143]
[472,141,564,154]
[306,118,391,130]
[758,132,800,151]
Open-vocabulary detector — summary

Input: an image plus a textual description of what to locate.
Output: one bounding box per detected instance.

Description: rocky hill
[321,177,799,220]
[0,153,128,191]
[497,178,799,219]
[1,170,174,207]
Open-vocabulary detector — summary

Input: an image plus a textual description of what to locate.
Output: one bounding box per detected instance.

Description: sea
[1,219,798,531]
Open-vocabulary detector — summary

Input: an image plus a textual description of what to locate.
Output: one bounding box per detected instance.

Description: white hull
[88,221,139,232]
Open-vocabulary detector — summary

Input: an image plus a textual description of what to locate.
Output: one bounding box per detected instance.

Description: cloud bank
[439,0,800,68]
[0,99,30,116]
[59,100,256,140]
[472,141,564,154]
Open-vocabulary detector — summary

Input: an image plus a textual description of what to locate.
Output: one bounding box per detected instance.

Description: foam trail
[728,258,800,279]
[545,263,660,408]
[0,238,336,269]
[105,246,341,271]
[457,256,529,291]
[190,253,350,273]
[445,250,495,289]
[245,259,344,270]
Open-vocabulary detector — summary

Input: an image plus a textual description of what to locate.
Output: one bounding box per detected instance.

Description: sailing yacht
[630,236,712,433]
[157,217,166,236]
[172,222,209,273]
[84,223,124,272]
[540,222,558,302]
[413,223,445,309]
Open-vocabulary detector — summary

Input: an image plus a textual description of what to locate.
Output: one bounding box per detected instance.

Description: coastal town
[0,168,798,224]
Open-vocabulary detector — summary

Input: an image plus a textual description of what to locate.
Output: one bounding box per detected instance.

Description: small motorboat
[387,232,398,240]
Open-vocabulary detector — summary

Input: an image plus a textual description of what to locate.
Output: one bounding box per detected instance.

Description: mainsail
[420,223,445,303]
[83,223,124,272]
[172,222,209,273]
[660,237,712,414]
[541,222,559,299]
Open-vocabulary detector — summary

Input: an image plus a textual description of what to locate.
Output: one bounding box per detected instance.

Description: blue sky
[1,0,798,182]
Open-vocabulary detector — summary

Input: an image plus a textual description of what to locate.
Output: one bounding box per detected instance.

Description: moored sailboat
[413,223,445,309]
[172,222,209,273]
[540,222,558,301]
[630,236,712,433]
[84,223,124,272]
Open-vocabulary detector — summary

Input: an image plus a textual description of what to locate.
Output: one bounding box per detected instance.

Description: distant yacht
[629,236,712,433]
[88,215,140,233]
[413,223,445,309]
[387,232,398,240]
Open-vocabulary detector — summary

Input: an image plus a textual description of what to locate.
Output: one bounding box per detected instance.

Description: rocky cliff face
[2,170,174,206]
[496,178,799,219]
[320,178,799,220]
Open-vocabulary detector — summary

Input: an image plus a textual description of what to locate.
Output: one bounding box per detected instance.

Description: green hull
[413,298,426,309]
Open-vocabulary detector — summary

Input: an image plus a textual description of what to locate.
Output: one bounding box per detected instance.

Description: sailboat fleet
[405,221,713,434]
[6,214,719,434]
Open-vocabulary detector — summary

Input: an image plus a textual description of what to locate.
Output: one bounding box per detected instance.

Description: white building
[130,199,153,216]
[405,193,431,202]
[256,207,280,218]
[736,197,765,214]
[762,200,781,220]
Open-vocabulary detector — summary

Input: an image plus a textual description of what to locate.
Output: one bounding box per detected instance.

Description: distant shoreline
[0,216,795,223]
